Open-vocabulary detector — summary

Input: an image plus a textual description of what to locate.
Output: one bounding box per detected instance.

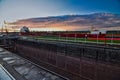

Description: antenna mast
[4,20,8,35]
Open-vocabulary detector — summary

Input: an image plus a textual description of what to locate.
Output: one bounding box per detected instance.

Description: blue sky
[0,0,120,26]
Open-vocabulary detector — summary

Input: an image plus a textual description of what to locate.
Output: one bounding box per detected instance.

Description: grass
[35,36,120,44]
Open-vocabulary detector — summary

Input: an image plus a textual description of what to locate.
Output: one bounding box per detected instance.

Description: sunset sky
[0,0,120,27]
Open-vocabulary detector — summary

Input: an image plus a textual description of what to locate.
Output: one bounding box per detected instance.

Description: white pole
[85,34,87,43]
[75,33,77,42]
[111,34,113,45]
[66,33,67,41]
[59,32,60,41]
[97,34,98,44]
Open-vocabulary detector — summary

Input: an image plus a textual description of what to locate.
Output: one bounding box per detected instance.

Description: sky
[0,0,120,26]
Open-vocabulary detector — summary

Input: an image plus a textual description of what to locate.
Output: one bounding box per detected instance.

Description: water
[0,64,15,80]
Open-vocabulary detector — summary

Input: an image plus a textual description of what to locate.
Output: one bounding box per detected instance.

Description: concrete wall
[15,39,120,80]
